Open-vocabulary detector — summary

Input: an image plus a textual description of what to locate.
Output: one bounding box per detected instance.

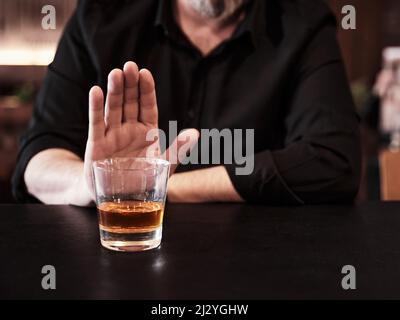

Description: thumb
[164,128,199,175]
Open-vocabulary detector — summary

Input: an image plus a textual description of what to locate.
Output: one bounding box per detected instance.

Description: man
[12,0,361,205]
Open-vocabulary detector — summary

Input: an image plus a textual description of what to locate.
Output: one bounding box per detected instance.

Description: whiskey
[97,201,164,233]
[92,158,170,251]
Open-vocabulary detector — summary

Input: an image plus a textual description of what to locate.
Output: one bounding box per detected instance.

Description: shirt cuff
[224,150,304,205]
[12,134,83,203]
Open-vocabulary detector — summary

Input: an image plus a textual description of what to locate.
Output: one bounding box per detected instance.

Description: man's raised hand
[84,62,198,200]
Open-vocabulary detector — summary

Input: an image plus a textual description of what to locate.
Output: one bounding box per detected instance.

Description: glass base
[99,226,162,252]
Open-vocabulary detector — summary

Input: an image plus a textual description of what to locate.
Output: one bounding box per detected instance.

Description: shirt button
[187,110,195,119]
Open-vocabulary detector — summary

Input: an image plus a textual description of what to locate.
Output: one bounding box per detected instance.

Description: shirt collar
[154,0,170,36]
[232,0,266,49]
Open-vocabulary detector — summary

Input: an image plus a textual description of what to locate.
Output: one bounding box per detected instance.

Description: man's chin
[185,0,224,18]
[185,0,250,20]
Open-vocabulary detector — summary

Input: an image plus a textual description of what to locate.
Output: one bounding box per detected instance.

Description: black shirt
[12,0,361,204]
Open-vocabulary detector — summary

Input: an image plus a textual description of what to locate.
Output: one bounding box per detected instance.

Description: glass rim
[92,157,170,172]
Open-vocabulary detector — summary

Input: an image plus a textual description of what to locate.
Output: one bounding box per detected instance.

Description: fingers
[139,69,158,126]
[103,65,158,130]
[105,69,124,128]
[88,86,105,141]
[123,62,139,122]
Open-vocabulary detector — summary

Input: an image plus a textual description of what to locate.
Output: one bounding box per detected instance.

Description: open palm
[84,62,198,199]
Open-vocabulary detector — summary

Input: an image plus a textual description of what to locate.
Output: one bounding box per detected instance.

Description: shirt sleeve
[12,9,96,202]
[225,23,361,205]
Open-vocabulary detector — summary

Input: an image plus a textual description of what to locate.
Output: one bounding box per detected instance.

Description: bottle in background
[380,47,400,151]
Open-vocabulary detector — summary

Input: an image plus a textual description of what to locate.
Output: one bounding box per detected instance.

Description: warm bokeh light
[0,46,56,66]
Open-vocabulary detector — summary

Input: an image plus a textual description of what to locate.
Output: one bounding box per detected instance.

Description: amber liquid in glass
[98,201,164,233]
[97,200,164,251]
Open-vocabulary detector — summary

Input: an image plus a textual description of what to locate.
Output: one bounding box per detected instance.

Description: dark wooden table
[1,202,400,299]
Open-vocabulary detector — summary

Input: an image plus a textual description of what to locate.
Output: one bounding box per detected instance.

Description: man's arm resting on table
[24,149,92,206]
[24,150,242,205]
[167,166,244,203]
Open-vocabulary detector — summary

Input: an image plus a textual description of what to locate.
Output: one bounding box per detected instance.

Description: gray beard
[186,0,249,19]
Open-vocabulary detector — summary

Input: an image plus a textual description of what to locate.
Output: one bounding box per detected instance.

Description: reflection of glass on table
[381,48,400,151]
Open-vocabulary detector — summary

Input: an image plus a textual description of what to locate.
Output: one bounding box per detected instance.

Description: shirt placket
[184,58,210,129]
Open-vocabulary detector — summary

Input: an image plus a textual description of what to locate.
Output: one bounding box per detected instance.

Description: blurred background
[0,0,399,203]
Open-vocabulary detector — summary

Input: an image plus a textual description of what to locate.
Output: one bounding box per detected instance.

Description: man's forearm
[25,151,242,204]
[24,149,92,206]
[167,166,244,203]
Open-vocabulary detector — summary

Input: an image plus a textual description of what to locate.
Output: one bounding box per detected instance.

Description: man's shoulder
[75,0,159,32]
[278,0,337,30]
[76,0,158,14]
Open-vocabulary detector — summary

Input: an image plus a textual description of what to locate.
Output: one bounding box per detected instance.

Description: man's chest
[140,43,294,142]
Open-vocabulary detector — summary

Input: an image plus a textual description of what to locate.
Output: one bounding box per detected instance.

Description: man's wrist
[66,167,94,206]
[167,174,184,202]
[166,167,244,203]
[167,173,203,203]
